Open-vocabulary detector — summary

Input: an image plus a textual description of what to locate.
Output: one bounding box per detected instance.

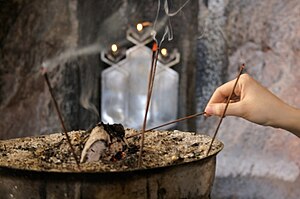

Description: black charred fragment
[191,142,199,147]
[127,144,139,155]
[100,122,125,142]
[111,151,123,161]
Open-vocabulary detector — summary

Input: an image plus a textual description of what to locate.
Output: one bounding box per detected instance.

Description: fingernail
[205,105,213,115]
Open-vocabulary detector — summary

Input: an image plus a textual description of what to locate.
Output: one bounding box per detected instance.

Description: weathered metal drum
[0,131,223,199]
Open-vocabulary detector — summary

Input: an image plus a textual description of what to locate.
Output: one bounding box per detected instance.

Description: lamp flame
[161,48,168,57]
[136,23,143,32]
[111,44,118,53]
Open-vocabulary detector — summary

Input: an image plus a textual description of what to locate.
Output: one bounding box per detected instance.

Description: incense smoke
[40,0,190,121]
[152,0,190,46]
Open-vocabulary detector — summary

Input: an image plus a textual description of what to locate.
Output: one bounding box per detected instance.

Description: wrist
[274,105,300,137]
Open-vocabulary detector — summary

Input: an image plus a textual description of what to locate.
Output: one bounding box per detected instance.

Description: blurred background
[0,0,300,198]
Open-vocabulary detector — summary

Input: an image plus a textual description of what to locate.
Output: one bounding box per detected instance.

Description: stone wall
[0,0,78,138]
[196,0,300,198]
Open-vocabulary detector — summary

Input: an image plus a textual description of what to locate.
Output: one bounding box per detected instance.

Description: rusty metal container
[0,131,223,199]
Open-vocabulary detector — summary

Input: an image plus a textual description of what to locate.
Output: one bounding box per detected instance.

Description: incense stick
[125,111,205,140]
[138,42,159,168]
[206,64,245,156]
[146,112,205,132]
[43,71,81,170]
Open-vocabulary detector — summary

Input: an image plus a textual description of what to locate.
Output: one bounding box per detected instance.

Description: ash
[0,129,223,173]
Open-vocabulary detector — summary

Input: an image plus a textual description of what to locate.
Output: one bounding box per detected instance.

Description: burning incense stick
[206,64,245,156]
[42,69,81,170]
[138,42,159,168]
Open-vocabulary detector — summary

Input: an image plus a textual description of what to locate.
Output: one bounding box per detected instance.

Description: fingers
[205,78,242,117]
[207,78,241,105]
[204,74,252,118]
[205,102,244,117]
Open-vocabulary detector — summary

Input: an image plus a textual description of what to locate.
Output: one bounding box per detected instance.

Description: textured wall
[0,0,79,138]
[195,0,300,198]
[0,0,199,136]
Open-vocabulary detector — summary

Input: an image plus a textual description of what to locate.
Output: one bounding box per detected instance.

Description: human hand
[205,74,300,137]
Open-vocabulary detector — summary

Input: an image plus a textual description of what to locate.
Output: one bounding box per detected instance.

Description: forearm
[271,105,300,138]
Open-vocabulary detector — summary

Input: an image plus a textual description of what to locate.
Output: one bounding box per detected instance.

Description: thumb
[205,102,243,117]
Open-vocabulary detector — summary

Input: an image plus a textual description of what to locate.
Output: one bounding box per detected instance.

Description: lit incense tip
[152,42,158,52]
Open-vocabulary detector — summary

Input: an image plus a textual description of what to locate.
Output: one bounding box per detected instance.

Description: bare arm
[205,74,300,138]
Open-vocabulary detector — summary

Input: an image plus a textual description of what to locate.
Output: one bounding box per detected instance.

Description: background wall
[0,0,299,198]
[0,0,198,138]
[0,0,79,138]
[197,0,300,198]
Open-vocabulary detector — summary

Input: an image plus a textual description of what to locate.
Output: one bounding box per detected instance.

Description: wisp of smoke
[80,84,99,119]
[40,0,190,122]
[152,0,190,46]
[41,44,101,73]
[40,3,129,119]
